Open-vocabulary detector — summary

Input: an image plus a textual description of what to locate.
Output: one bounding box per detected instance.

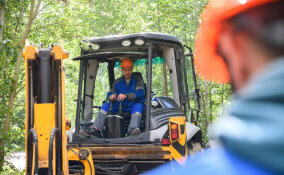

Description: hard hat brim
[194,0,278,84]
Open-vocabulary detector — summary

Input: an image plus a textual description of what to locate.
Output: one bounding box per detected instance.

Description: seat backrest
[132,72,144,85]
[132,72,146,93]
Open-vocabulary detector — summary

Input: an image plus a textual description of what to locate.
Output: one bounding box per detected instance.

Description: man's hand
[118,94,127,101]
[109,94,117,101]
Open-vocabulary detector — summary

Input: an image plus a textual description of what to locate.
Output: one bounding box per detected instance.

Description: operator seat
[104,72,146,138]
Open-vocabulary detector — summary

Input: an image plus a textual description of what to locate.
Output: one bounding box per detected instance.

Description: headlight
[80,42,89,51]
[134,38,144,46]
[90,43,100,50]
[80,42,100,51]
[121,40,131,47]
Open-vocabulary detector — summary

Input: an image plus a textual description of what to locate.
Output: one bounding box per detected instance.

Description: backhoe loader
[24,32,202,175]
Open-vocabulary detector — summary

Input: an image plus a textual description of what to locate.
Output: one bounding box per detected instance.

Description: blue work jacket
[106,75,145,109]
[145,57,284,175]
[144,148,275,175]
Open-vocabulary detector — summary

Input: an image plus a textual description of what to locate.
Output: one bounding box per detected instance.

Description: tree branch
[14,0,23,33]
[13,0,28,41]
[0,3,5,43]
[16,74,25,95]
[32,0,42,20]
[32,21,87,31]
[34,0,53,18]
[3,0,37,135]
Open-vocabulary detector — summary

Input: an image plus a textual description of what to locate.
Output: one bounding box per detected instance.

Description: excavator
[23,32,202,175]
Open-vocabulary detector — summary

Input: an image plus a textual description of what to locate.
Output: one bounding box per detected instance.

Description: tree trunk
[0,0,41,172]
[0,3,5,172]
[3,0,36,139]
[0,3,4,43]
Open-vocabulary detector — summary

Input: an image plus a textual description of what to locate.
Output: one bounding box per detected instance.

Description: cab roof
[74,32,183,61]
[82,32,183,46]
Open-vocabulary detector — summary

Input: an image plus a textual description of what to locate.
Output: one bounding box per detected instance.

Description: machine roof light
[122,40,131,47]
[134,38,144,46]
[90,43,100,50]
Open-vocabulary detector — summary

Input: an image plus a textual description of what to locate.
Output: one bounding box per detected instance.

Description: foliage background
[0,0,231,173]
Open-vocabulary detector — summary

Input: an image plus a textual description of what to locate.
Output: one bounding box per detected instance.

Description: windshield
[75,45,190,135]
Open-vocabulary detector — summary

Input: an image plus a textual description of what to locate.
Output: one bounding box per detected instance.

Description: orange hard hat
[194,0,279,83]
[120,58,133,68]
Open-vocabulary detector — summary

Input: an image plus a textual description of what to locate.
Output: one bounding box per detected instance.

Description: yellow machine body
[67,147,95,175]
[169,117,188,164]
[34,103,56,168]
[23,45,190,175]
[24,46,71,174]
[65,116,187,174]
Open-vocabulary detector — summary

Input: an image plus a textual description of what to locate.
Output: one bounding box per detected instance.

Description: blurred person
[145,0,284,174]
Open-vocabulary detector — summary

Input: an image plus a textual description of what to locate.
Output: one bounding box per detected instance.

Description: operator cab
[72,32,197,143]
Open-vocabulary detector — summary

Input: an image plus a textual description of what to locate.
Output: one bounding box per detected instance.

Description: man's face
[122,67,133,80]
[218,26,251,93]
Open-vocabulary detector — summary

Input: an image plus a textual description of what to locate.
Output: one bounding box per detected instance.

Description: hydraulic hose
[27,129,39,175]
[48,127,61,175]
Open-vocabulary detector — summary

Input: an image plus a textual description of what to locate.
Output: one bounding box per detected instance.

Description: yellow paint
[24,46,70,174]
[24,48,38,174]
[169,117,186,144]
[24,59,29,174]
[65,118,71,131]
[169,145,183,161]
[169,117,188,165]
[23,46,38,60]
[161,146,173,160]
[34,103,56,168]
[52,46,68,60]
[60,59,69,174]
[68,147,95,175]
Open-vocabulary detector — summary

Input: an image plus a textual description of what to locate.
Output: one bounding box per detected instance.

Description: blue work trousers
[94,101,144,133]
[101,101,144,115]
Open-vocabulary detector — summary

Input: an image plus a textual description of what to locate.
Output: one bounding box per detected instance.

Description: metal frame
[75,60,84,134]
[85,32,183,46]
[74,32,193,136]
[145,43,152,131]
[184,45,200,123]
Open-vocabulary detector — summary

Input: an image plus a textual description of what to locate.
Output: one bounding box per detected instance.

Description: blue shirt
[145,148,275,175]
[107,75,145,108]
[145,57,284,175]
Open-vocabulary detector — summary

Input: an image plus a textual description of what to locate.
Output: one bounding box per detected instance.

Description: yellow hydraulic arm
[23,46,70,174]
